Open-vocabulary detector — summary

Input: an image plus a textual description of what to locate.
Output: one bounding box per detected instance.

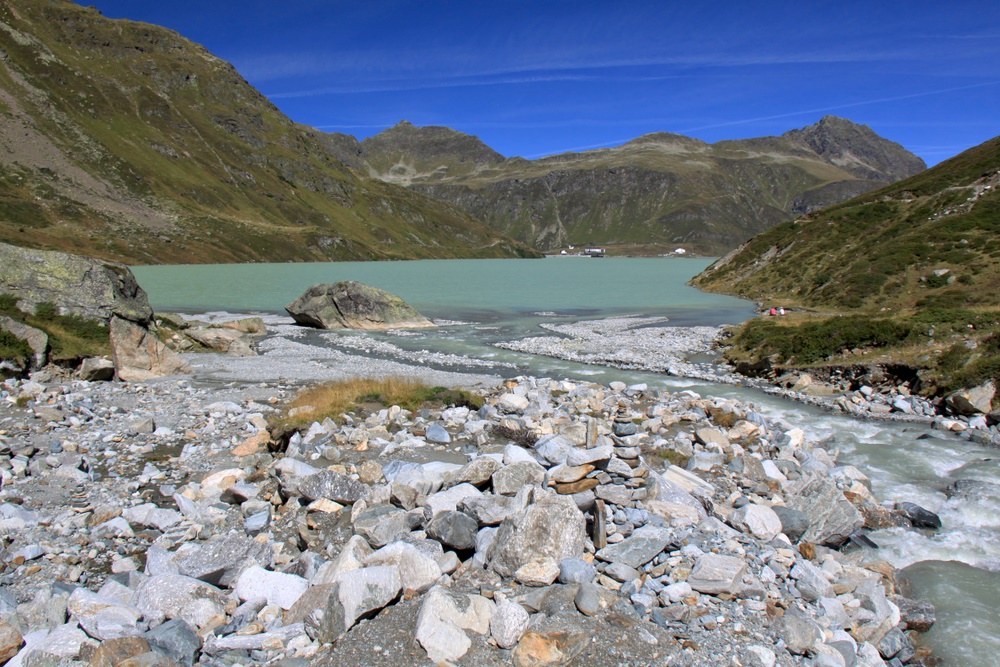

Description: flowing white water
[134,257,1000,665]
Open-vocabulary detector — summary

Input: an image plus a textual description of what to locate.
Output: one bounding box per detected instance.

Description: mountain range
[329,116,926,255]
[0,1,926,264]
[0,0,539,264]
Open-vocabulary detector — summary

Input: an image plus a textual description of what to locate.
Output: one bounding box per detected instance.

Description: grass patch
[0,298,110,367]
[279,377,483,429]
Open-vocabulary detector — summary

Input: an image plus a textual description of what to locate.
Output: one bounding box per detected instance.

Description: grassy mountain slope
[0,1,539,264]
[692,136,1000,394]
[340,117,925,254]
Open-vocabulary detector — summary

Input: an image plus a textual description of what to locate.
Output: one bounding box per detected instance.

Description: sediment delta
[0,334,941,666]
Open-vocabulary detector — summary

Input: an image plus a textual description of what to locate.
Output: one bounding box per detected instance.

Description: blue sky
[89,1,999,165]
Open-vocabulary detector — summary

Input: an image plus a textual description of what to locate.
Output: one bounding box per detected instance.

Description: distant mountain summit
[783,115,927,183]
[345,117,926,254]
[0,1,538,264]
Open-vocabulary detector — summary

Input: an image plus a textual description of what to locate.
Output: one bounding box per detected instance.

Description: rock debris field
[0,359,941,667]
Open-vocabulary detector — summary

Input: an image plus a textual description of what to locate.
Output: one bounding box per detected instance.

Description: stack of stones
[0,375,944,667]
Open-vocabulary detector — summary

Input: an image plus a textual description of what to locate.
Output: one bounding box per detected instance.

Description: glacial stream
[134,257,1000,665]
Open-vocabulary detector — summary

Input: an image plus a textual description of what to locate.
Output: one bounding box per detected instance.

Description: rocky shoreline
[494,315,1000,448]
[0,354,942,666]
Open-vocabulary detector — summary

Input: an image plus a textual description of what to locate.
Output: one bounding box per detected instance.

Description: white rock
[67,589,142,641]
[321,565,402,643]
[415,585,495,663]
[312,535,373,586]
[490,595,529,649]
[235,565,308,610]
[363,541,443,593]
[730,504,783,541]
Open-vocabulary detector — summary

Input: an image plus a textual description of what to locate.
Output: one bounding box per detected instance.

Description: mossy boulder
[0,242,152,324]
[285,281,435,330]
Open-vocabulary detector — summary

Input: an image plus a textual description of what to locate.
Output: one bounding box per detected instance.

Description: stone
[460,494,516,526]
[687,553,746,595]
[0,621,22,663]
[895,501,942,529]
[446,456,501,488]
[426,510,479,550]
[0,316,48,370]
[512,630,589,667]
[771,505,810,542]
[424,483,483,517]
[234,565,308,610]
[76,357,115,382]
[557,557,596,584]
[175,532,271,587]
[185,327,257,356]
[131,574,228,629]
[319,566,402,643]
[493,460,547,495]
[730,504,783,541]
[547,463,595,484]
[594,484,633,506]
[534,434,574,464]
[645,499,701,528]
[67,588,143,640]
[87,637,151,667]
[743,645,777,667]
[425,423,451,444]
[143,619,200,667]
[353,504,413,548]
[791,560,835,601]
[661,581,692,604]
[296,469,369,504]
[891,595,936,632]
[565,443,614,467]
[110,316,191,381]
[514,559,560,586]
[777,613,823,655]
[498,393,530,413]
[0,241,153,323]
[489,494,588,578]
[785,475,864,547]
[364,541,443,593]
[491,596,530,649]
[596,525,672,568]
[694,427,729,447]
[285,281,435,330]
[946,380,995,415]
[575,582,602,616]
[415,585,494,663]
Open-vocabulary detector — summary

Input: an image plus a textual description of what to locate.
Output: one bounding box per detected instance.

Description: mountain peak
[784,117,926,182]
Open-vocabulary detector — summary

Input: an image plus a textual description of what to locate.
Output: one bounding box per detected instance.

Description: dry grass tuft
[279,377,482,429]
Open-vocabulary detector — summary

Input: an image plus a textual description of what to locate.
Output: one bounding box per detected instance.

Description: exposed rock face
[0,242,152,324]
[285,281,435,330]
[109,316,191,381]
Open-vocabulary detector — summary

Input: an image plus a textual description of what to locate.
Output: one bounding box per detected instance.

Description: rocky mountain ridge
[333,117,926,254]
[0,1,539,264]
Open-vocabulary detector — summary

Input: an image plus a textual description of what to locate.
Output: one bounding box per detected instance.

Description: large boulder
[488,492,587,578]
[784,475,864,547]
[109,316,191,382]
[285,281,435,330]
[946,381,995,415]
[0,242,152,324]
[0,315,48,370]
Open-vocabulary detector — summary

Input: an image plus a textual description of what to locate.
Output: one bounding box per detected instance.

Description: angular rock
[415,585,494,663]
[185,327,256,356]
[687,553,746,595]
[946,380,995,415]
[424,482,483,517]
[285,281,435,330]
[491,596,530,649]
[364,541,443,593]
[895,501,942,529]
[426,510,478,550]
[297,469,369,504]
[0,621,22,664]
[493,461,546,495]
[67,588,142,640]
[446,456,501,488]
[489,494,587,578]
[175,532,271,587]
[791,560,835,601]
[596,525,672,568]
[730,504,783,541]
[87,637,151,667]
[771,505,810,542]
[777,613,823,655]
[234,565,308,610]
[110,316,191,381]
[514,558,560,586]
[353,504,413,548]
[319,566,402,643]
[78,356,116,381]
[565,443,614,467]
[785,475,864,547]
[143,619,200,667]
[512,630,589,667]
[558,558,596,585]
[131,574,228,629]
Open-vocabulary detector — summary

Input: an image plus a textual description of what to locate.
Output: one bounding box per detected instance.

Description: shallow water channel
[134,257,1000,665]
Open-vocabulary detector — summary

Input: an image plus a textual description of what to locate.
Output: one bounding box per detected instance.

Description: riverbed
[134,257,1000,666]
